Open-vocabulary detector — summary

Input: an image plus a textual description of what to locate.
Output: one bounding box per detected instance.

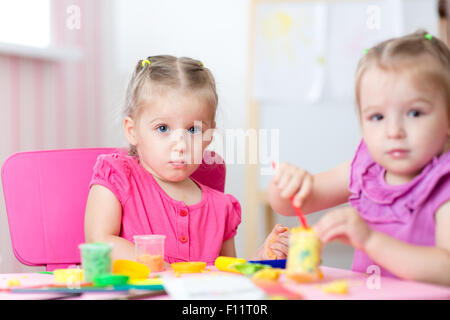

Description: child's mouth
[169,161,187,168]
[387,149,409,159]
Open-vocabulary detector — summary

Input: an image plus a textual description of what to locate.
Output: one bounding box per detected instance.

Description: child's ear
[124,116,138,146]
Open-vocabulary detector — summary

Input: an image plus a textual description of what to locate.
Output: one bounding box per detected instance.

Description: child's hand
[272,162,313,208]
[313,206,373,250]
[255,224,290,260]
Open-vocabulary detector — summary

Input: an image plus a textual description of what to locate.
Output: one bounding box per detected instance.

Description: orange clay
[267,227,289,259]
[136,254,164,272]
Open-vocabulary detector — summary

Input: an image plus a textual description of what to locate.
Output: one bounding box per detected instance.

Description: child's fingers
[274,224,289,234]
[277,170,293,191]
[273,231,289,242]
[270,240,288,253]
[280,172,303,199]
[272,162,287,184]
[292,174,312,208]
[269,247,288,258]
[274,230,290,241]
[320,224,349,244]
[314,210,347,240]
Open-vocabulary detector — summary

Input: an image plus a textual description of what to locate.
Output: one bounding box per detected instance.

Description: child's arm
[315,202,450,286]
[219,237,237,257]
[84,185,135,261]
[268,160,351,216]
[364,201,450,285]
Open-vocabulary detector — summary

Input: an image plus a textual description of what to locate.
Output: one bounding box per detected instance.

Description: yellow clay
[321,279,349,294]
[112,259,150,279]
[54,268,83,284]
[171,262,206,274]
[252,268,283,281]
[7,278,21,287]
[215,256,246,273]
[128,278,163,286]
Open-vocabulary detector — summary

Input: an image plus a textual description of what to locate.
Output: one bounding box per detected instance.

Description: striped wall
[0,0,108,272]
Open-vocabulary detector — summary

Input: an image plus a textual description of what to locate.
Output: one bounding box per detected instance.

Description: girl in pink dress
[84,55,289,266]
[268,31,450,285]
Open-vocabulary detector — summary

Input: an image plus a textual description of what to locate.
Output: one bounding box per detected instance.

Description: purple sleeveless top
[349,140,450,278]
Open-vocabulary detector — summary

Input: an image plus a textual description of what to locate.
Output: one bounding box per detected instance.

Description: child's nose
[386,118,406,139]
[171,129,188,152]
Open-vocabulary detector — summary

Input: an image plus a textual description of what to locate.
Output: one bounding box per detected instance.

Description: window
[0,0,50,48]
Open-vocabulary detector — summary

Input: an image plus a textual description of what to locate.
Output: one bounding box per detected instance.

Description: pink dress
[89,153,241,265]
[349,140,450,277]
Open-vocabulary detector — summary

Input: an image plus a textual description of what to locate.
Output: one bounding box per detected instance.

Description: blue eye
[157,125,169,133]
[370,114,383,121]
[188,126,201,134]
[408,110,421,117]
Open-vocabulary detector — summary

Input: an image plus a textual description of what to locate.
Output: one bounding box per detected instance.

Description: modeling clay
[128,278,163,286]
[79,242,112,282]
[6,278,21,287]
[286,226,321,282]
[215,256,247,273]
[232,263,270,276]
[112,259,150,279]
[136,254,164,272]
[171,262,206,274]
[252,268,283,281]
[93,274,129,287]
[53,268,84,285]
[321,279,349,294]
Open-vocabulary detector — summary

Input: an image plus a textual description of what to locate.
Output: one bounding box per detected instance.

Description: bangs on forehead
[381,55,449,93]
[134,81,217,120]
[356,55,450,111]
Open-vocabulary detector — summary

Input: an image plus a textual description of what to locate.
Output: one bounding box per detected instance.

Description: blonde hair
[123,55,218,155]
[355,30,450,151]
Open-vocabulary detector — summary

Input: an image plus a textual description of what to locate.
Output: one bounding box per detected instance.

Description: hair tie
[199,61,204,68]
[141,59,151,68]
[363,48,369,55]
[424,33,433,41]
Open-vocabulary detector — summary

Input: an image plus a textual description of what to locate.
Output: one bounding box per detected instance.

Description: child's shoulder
[349,140,375,191]
[93,150,136,178]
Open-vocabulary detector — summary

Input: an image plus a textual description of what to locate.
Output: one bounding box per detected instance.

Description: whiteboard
[251,0,403,105]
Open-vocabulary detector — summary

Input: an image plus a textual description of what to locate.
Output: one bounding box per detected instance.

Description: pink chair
[1,148,225,271]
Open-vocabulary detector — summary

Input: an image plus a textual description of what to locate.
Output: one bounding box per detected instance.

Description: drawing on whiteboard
[252,3,327,104]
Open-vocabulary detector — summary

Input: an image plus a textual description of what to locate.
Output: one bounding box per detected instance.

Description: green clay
[93,274,129,287]
[232,263,271,276]
[79,242,112,283]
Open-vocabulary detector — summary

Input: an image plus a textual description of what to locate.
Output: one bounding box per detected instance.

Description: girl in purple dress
[268,31,450,286]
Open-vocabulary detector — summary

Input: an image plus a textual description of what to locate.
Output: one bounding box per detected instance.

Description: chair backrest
[1,148,225,271]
